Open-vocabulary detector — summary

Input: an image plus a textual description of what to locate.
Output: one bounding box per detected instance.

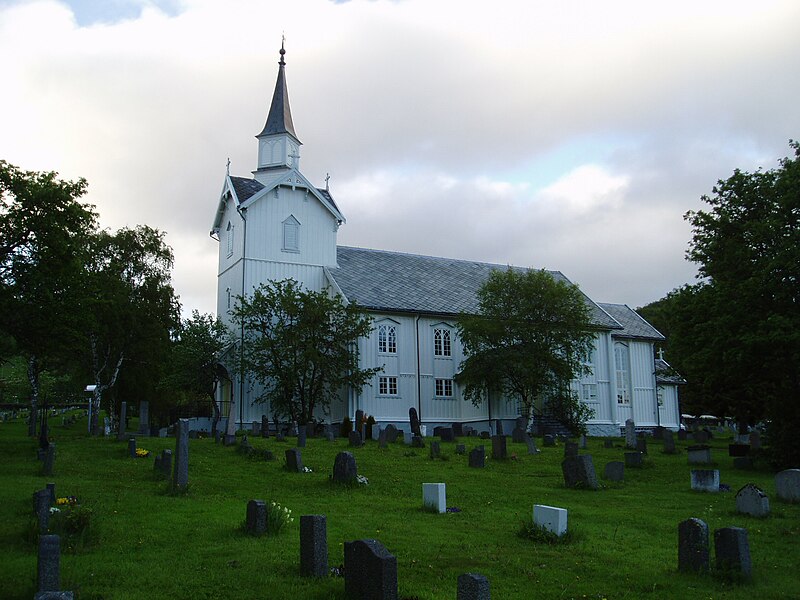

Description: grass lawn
[1,412,798,599]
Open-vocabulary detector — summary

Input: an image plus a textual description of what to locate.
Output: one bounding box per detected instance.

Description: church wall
[217,196,244,277]
[630,340,658,426]
[657,384,680,429]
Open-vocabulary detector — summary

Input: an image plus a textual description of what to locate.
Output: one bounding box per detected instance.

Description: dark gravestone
[300,515,328,578]
[433,426,445,438]
[34,489,51,533]
[333,451,358,483]
[491,435,507,460]
[409,408,421,436]
[457,572,490,600]
[636,435,648,455]
[603,439,614,449]
[46,483,56,505]
[306,422,315,439]
[117,401,127,441]
[214,430,220,444]
[344,539,398,600]
[735,484,770,517]
[43,443,55,476]
[261,415,270,438]
[188,430,199,440]
[128,437,137,458]
[728,443,750,457]
[429,441,441,459]
[463,425,474,437]
[749,429,761,449]
[378,428,388,449]
[662,431,677,454]
[579,434,588,449]
[297,427,307,447]
[677,429,688,441]
[384,424,399,443]
[687,445,712,465]
[138,401,149,436]
[495,419,504,436]
[693,430,709,444]
[412,435,425,448]
[733,456,754,470]
[624,452,643,468]
[678,518,709,573]
[355,410,365,432]
[511,428,526,443]
[451,422,464,437]
[251,421,260,436]
[604,461,624,482]
[543,434,555,447]
[38,534,61,592]
[439,427,455,443]
[325,432,335,443]
[561,455,599,490]
[479,431,490,440]
[469,446,486,468]
[456,444,466,455]
[625,419,636,448]
[564,442,579,458]
[246,500,267,535]
[525,435,539,455]
[160,449,173,478]
[714,527,751,578]
[286,448,303,473]
[223,433,236,446]
[173,419,189,489]
[652,426,665,440]
[349,430,363,447]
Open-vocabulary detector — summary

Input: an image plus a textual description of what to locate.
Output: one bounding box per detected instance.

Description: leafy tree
[0,161,97,436]
[231,279,379,425]
[162,311,231,435]
[678,141,800,467]
[455,268,595,434]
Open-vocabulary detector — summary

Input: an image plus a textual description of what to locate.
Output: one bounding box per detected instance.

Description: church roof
[598,303,665,341]
[258,45,298,140]
[328,246,622,329]
[230,176,264,203]
[655,357,686,385]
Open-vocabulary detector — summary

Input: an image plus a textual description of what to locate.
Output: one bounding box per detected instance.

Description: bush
[266,501,294,535]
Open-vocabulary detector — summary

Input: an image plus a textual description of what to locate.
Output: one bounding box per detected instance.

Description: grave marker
[349,431,363,447]
[469,446,485,468]
[429,441,441,459]
[138,401,149,436]
[37,534,61,593]
[457,573,490,600]
[687,445,712,465]
[422,483,446,513]
[297,427,306,447]
[246,500,267,535]
[564,442,578,458]
[409,408,420,436]
[678,518,709,573]
[543,434,555,447]
[624,452,643,468]
[333,451,357,484]
[714,527,751,578]
[735,484,769,517]
[511,428,526,443]
[625,419,636,448]
[561,455,599,490]
[34,489,51,533]
[604,461,624,482]
[128,437,137,458]
[662,431,677,454]
[491,435,507,460]
[385,424,399,443]
[525,435,539,455]
[533,504,567,536]
[635,435,648,455]
[300,515,328,577]
[117,402,127,441]
[749,429,761,449]
[344,539,398,600]
[285,448,303,473]
[775,469,800,503]
[173,419,189,489]
[690,469,720,493]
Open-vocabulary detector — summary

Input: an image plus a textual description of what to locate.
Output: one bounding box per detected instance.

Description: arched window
[614,342,631,404]
[282,215,300,253]
[378,323,397,354]
[434,327,452,357]
[226,221,234,257]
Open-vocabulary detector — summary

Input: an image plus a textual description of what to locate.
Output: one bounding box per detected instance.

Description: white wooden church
[211,46,682,437]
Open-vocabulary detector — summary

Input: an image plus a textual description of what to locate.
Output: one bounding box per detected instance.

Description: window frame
[435,378,454,398]
[378,375,398,396]
[378,323,397,354]
[433,327,452,357]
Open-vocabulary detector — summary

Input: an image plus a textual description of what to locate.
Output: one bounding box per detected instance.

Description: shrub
[266,502,294,535]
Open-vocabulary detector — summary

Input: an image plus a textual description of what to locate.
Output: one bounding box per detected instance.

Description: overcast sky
[2,0,799,317]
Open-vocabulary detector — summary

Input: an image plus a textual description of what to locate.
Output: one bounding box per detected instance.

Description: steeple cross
[325,172,331,191]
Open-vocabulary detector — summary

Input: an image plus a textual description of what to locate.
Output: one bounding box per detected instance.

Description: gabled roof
[327,246,621,329]
[230,176,264,203]
[257,45,298,141]
[598,303,665,341]
[655,357,686,385]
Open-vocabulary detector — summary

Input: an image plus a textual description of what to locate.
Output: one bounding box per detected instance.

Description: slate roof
[230,176,265,203]
[655,358,686,385]
[598,303,665,341]
[317,188,341,214]
[328,246,622,329]
[258,48,298,139]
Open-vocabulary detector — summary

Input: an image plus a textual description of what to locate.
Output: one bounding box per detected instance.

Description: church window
[282,215,300,253]
[379,376,398,396]
[434,328,451,357]
[614,342,631,404]
[581,383,598,403]
[226,222,234,257]
[435,378,453,398]
[378,324,397,354]
[657,386,664,407]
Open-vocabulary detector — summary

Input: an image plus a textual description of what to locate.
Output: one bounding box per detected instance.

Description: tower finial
[279,34,286,66]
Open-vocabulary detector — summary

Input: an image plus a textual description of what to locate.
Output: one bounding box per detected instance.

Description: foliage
[231,279,380,425]
[38,502,97,553]
[546,389,596,436]
[265,501,294,535]
[456,268,595,426]
[517,521,577,545]
[340,416,353,438]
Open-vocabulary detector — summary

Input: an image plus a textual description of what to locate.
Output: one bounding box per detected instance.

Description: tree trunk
[27,355,40,437]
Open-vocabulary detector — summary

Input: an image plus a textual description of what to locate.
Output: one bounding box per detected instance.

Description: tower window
[226,222,234,257]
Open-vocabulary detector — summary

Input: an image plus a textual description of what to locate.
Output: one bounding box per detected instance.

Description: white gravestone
[422,483,446,513]
[533,504,568,537]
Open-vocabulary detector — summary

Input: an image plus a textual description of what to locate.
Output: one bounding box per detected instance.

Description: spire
[258,41,298,140]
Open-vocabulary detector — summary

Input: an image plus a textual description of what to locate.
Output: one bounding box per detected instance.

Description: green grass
[1,413,798,599]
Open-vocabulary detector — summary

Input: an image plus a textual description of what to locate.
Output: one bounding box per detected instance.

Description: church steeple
[255,42,302,176]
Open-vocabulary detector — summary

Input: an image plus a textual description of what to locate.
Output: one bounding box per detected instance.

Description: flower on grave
[356,474,369,486]
[302,466,313,473]
[50,507,60,514]
[135,448,150,458]
[446,506,462,513]
[55,496,78,506]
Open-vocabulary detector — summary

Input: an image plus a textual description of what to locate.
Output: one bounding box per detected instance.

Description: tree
[455,268,595,433]
[0,161,97,436]
[679,141,800,467]
[231,279,379,425]
[163,311,231,436]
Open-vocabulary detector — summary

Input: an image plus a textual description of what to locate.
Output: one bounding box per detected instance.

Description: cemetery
[1,410,798,599]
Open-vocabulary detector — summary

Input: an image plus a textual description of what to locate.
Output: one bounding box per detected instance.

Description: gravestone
[561,455,599,490]
[325,431,335,443]
[117,402,128,441]
[412,435,425,448]
[409,408,421,436]
[495,419,504,436]
[714,527,751,578]
[677,429,687,441]
[173,419,189,489]
[533,504,567,536]
[511,428,526,443]
[300,515,328,578]
[46,483,56,505]
[728,443,750,457]
[457,573,490,600]
[355,410,365,431]
[690,469,720,493]
[579,434,588,449]
[297,427,307,448]
[246,500,267,535]
[251,420,260,436]
[603,439,614,449]
[433,426,445,438]
[403,431,413,445]
[479,431,490,440]
[693,429,709,443]
[491,435,507,459]
[525,435,539,455]
[652,426,665,440]
[735,484,770,517]
[429,441,441,459]
[349,431,363,447]
[469,446,485,468]
[678,518,709,573]
[34,489,51,533]
[371,424,380,441]
[564,442,578,458]
[635,435,648,455]
[307,422,316,439]
[687,445,712,465]
[385,424,399,443]
[604,461,624,482]
[439,427,455,442]
[156,449,172,478]
[543,434,555,447]
[451,422,464,437]
[344,539,398,600]
[456,444,466,455]
[285,448,303,473]
[224,433,236,446]
[775,469,800,503]
[43,443,55,476]
[261,415,269,438]
[625,419,636,448]
[662,431,677,454]
[463,425,474,437]
[333,451,357,484]
[38,534,61,592]
[733,457,754,470]
[138,401,149,435]
[378,428,388,449]
[624,452,643,468]
[749,429,761,449]
[422,483,446,513]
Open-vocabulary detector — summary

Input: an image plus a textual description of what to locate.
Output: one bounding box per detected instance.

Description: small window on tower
[282,215,300,253]
[226,222,234,257]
